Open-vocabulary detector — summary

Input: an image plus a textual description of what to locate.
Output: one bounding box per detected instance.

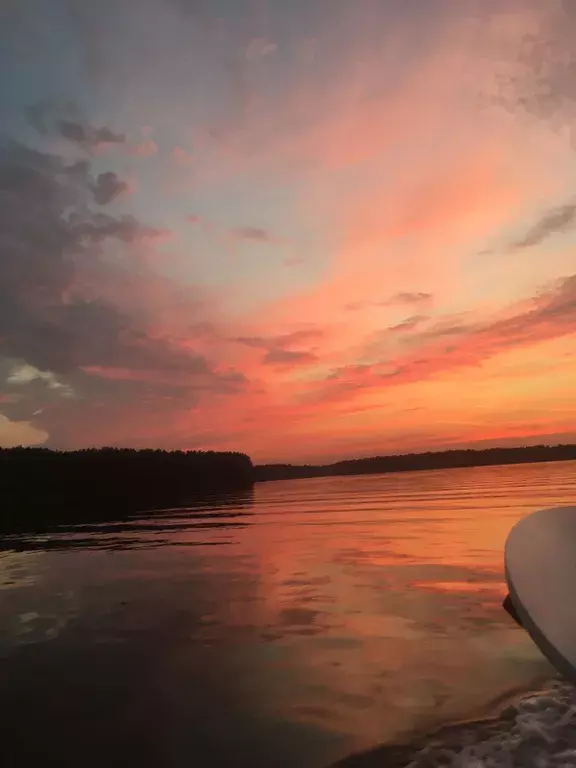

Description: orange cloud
[305,274,576,404]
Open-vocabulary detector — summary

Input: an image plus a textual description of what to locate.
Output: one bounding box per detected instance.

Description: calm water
[1,461,575,768]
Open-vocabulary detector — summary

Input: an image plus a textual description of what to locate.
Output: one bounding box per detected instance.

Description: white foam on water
[335,679,576,768]
[403,680,576,768]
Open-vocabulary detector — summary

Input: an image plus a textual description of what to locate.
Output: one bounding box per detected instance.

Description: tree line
[3,443,575,529]
[254,444,576,482]
[0,447,253,529]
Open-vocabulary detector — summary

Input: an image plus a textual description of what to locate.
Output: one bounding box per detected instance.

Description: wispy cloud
[58,120,125,149]
[228,226,275,243]
[25,102,126,150]
[387,292,434,306]
[345,292,433,311]
[263,349,318,367]
[235,328,324,350]
[234,327,323,368]
[510,202,576,250]
[310,274,576,404]
[388,315,429,333]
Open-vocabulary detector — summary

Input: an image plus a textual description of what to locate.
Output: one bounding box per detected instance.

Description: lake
[1,461,575,768]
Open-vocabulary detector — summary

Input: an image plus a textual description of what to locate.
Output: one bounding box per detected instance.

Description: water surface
[1,461,575,767]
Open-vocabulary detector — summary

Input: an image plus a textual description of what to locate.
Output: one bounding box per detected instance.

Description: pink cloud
[172,146,194,164]
[127,138,158,157]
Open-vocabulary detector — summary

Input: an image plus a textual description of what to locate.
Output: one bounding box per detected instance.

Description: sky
[0,0,576,464]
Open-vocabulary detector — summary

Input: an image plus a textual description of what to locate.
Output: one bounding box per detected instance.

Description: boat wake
[336,678,576,768]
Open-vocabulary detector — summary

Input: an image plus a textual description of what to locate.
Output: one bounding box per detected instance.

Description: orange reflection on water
[411,580,508,594]
[241,462,571,747]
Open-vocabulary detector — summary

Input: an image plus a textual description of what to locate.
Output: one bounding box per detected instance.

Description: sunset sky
[1,0,575,463]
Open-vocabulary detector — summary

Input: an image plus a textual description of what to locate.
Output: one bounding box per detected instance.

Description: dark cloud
[234,327,322,368]
[2,368,195,449]
[234,336,268,349]
[92,172,129,205]
[0,133,247,447]
[235,328,323,350]
[0,141,154,372]
[25,102,126,149]
[57,119,126,148]
[229,226,273,242]
[2,353,248,450]
[510,202,576,250]
[71,212,166,243]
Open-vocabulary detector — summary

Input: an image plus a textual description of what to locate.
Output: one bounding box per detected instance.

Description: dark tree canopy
[255,444,576,482]
[0,447,253,529]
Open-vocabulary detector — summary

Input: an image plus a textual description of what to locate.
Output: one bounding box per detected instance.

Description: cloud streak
[510,202,576,250]
[311,274,576,404]
[229,226,274,243]
[345,292,434,312]
[25,102,126,150]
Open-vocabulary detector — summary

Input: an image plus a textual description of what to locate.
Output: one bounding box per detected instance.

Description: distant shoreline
[255,444,576,483]
[1,444,574,530]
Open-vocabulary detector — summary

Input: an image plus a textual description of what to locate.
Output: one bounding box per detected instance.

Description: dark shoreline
[1,445,574,532]
[0,447,253,531]
[255,444,576,483]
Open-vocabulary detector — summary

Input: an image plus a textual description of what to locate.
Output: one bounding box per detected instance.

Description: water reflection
[0,488,255,552]
[0,462,574,768]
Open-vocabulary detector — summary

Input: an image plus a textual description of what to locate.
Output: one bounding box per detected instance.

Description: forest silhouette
[255,444,576,482]
[0,447,253,529]
[1,443,576,530]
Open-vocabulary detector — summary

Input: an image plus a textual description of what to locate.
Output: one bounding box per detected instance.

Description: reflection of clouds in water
[1,464,574,767]
[240,474,560,747]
